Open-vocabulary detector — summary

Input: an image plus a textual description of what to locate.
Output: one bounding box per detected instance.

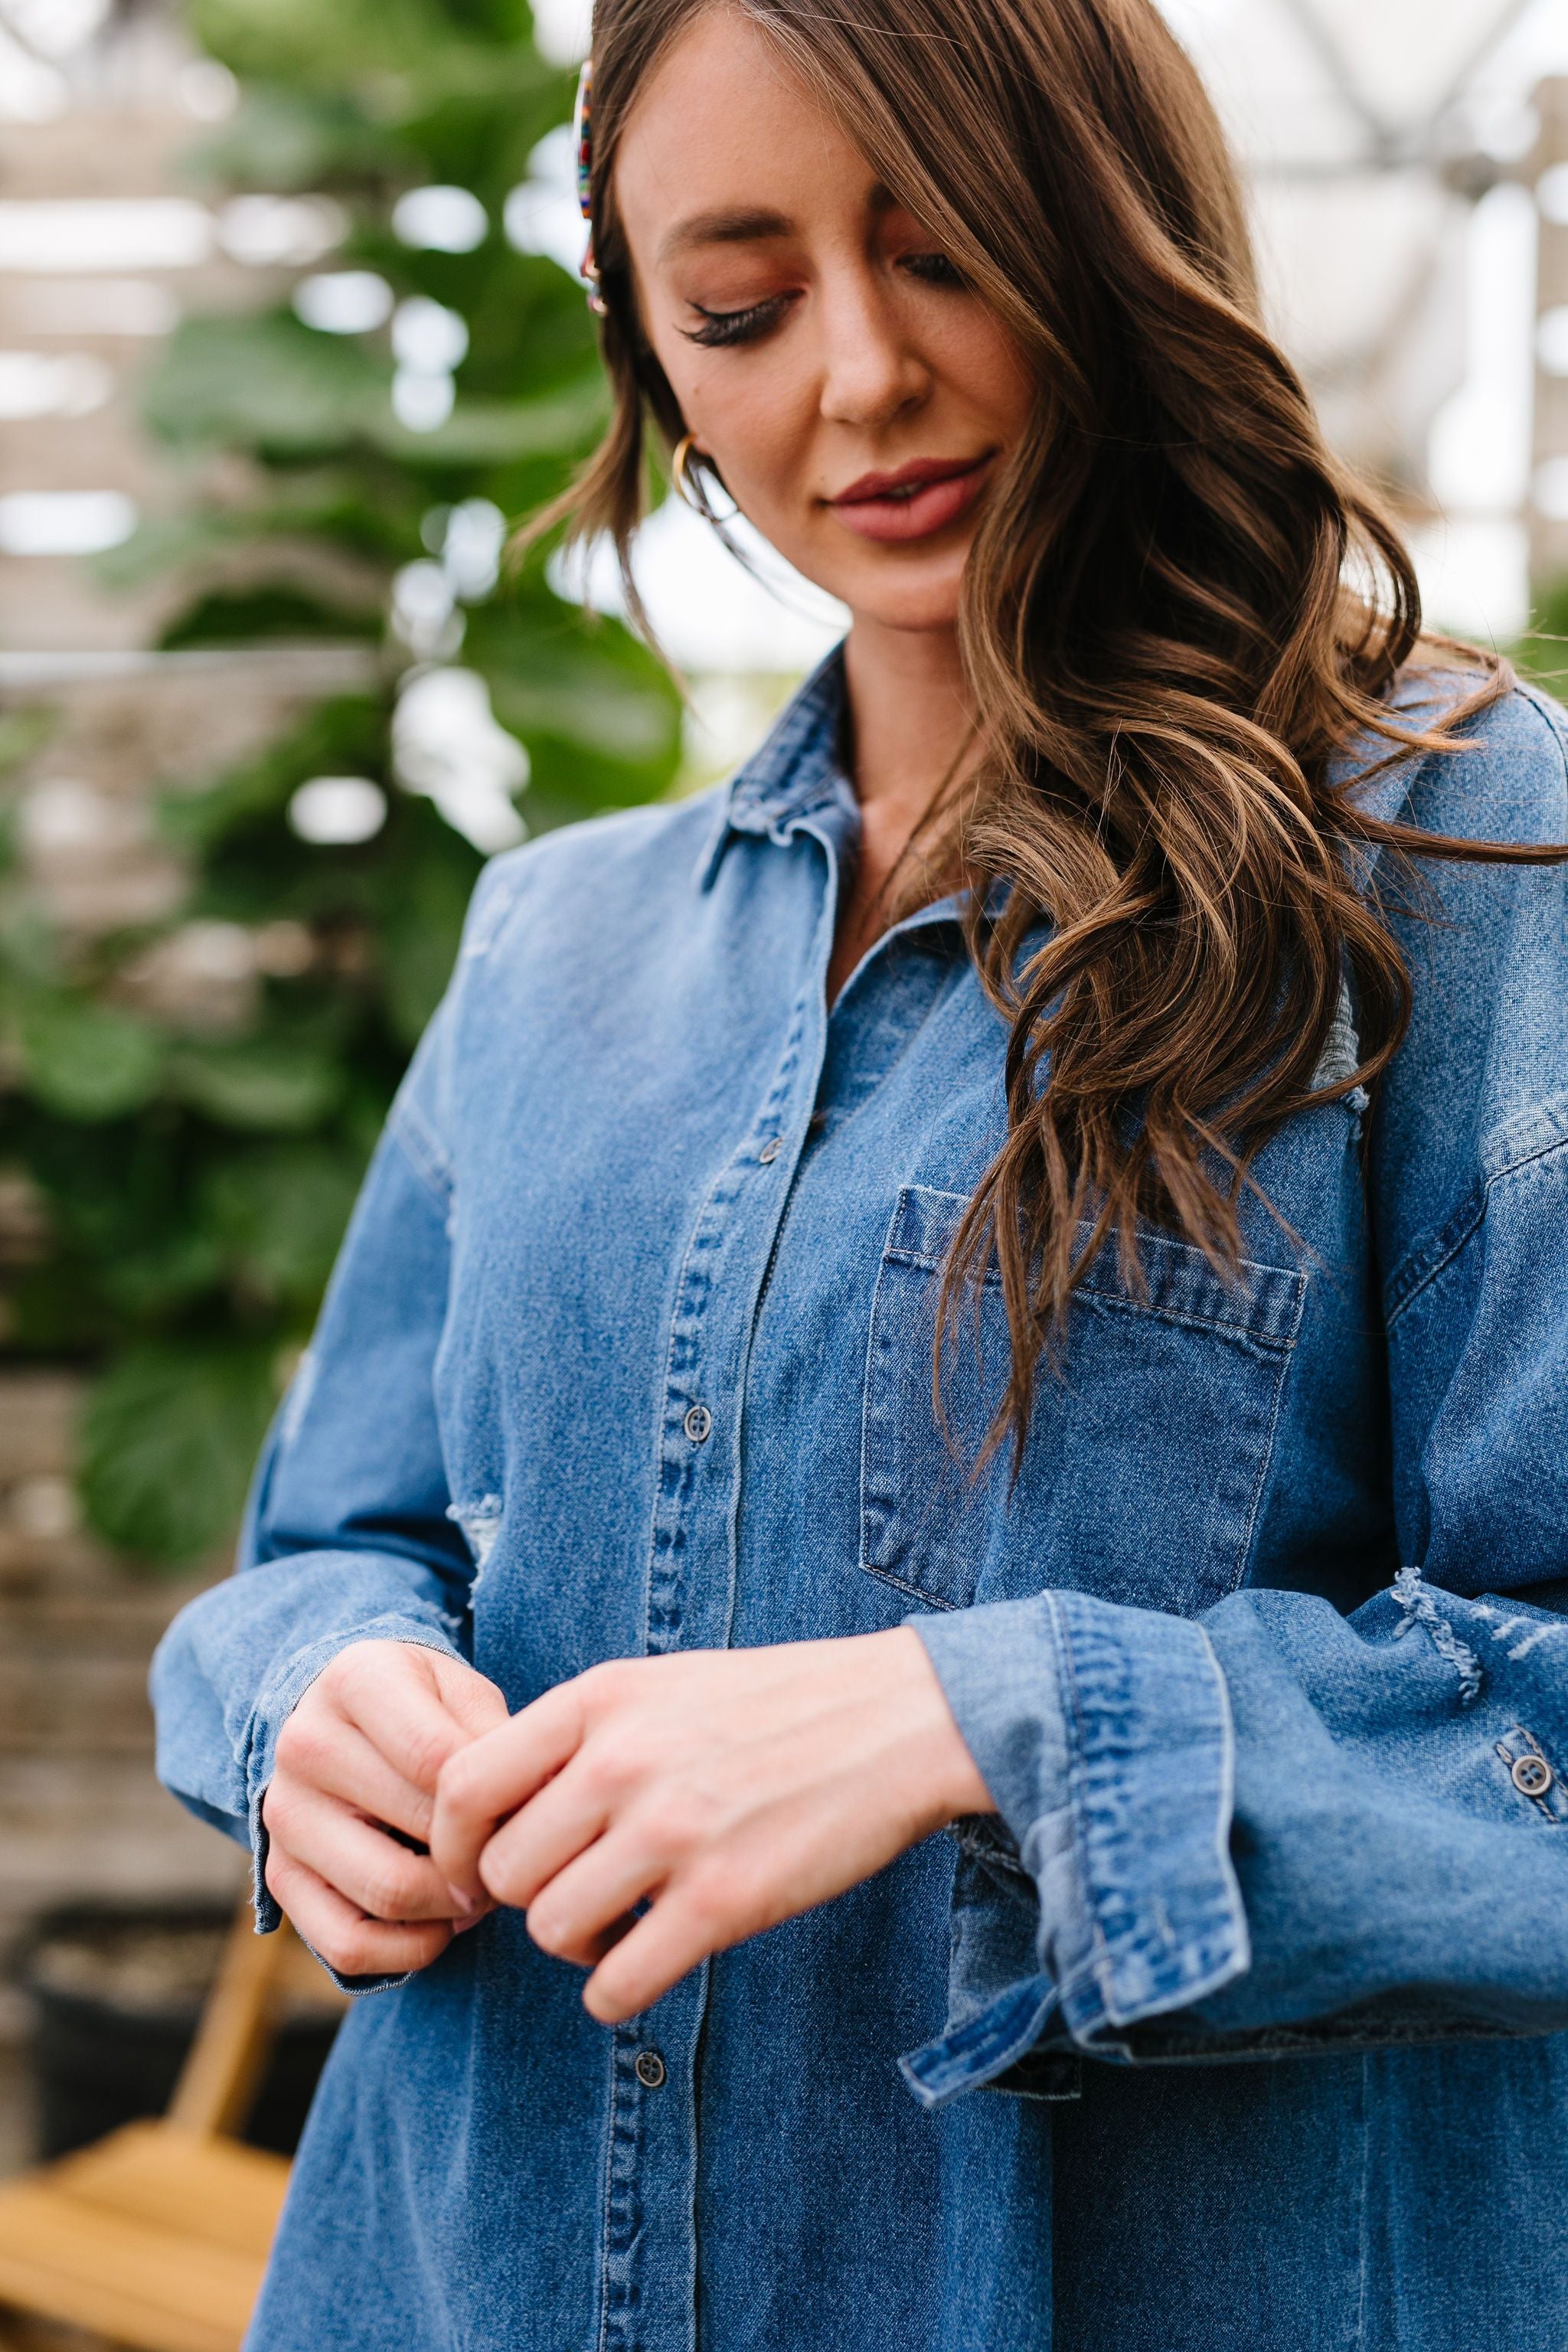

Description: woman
[153,2,1568,2345]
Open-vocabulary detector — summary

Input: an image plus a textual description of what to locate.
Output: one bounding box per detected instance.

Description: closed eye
[679,250,962,349]
[900,252,967,290]
[681,291,799,349]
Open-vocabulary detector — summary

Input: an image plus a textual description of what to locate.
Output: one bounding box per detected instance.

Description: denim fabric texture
[152,644,1568,2350]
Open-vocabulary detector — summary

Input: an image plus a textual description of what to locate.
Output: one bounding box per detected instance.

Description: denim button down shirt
[153,647,1568,2350]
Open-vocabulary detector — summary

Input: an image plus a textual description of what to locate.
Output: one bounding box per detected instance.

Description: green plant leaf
[363,381,606,466]
[141,310,603,469]
[79,1341,280,1564]
[201,1142,361,1305]
[462,592,684,809]
[178,83,400,193]
[368,801,483,1042]
[142,311,393,456]
[1508,578,1568,699]
[157,583,383,648]
[0,703,56,776]
[90,508,252,593]
[156,691,387,855]
[20,1001,165,1121]
[168,1035,344,1129]
[0,899,65,988]
[187,0,542,96]
[102,1235,230,1320]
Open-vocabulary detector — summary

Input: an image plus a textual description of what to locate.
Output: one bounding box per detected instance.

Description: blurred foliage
[1508,577,1568,704]
[0,0,681,1566]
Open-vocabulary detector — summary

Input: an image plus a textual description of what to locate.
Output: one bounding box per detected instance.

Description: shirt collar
[693,640,854,892]
[690,638,991,942]
[694,645,1474,910]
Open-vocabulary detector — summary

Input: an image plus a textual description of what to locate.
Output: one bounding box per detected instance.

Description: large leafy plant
[0,0,681,1565]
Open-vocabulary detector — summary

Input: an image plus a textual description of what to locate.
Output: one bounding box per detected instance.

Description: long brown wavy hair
[514,0,1565,1472]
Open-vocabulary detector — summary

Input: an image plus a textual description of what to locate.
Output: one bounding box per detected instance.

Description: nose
[815,263,929,431]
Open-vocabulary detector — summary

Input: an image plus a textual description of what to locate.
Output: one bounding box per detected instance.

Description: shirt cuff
[898,1589,1250,2105]
[243,1617,466,1994]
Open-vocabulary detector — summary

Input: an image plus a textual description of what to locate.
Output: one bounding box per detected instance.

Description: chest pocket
[860,1184,1306,1619]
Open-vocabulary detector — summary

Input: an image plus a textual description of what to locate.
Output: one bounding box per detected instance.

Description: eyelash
[681,293,795,349]
[680,253,965,349]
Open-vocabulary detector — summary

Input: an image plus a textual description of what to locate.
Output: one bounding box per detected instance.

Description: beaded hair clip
[573,58,608,315]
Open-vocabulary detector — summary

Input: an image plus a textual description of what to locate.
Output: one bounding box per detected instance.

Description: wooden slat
[281,1931,349,2011]
[0,2125,289,2352]
[0,2190,263,2352]
[45,2123,288,2256]
[167,1909,293,2138]
[0,1896,302,2351]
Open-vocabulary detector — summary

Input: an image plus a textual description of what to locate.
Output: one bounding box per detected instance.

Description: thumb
[337,1645,505,1794]
[430,1655,513,1741]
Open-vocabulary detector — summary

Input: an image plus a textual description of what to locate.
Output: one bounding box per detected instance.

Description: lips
[826,450,996,545]
[832,455,987,504]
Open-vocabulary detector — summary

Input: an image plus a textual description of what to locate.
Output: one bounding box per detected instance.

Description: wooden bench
[0,1903,335,2351]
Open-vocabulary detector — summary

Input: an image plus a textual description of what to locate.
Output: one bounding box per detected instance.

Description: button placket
[643,982,820,1666]
[604,1008,825,2352]
[606,828,842,2352]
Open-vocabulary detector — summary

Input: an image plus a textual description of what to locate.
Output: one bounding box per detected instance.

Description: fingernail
[446,1883,474,1914]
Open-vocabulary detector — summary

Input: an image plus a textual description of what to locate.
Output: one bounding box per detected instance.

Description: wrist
[884,1625,996,1825]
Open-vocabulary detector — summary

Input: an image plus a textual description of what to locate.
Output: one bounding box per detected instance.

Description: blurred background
[0,0,1565,2234]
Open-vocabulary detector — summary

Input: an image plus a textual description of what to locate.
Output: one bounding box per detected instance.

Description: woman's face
[612,5,1034,637]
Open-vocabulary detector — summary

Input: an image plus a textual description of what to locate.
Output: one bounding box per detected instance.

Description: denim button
[684,1403,712,1444]
[758,1135,782,1164]
[634,2048,666,2089]
[1513,1753,1553,1798]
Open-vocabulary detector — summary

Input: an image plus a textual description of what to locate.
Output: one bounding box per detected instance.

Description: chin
[835,547,972,636]
[850,583,967,634]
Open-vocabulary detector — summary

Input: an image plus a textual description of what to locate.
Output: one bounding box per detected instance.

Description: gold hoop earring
[671,431,702,509]
[671,431,739,524]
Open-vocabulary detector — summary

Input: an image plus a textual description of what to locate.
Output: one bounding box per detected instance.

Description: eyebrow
[655,207,795,265]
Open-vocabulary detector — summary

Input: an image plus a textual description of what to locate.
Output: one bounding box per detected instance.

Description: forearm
[901,1569,1568,2105]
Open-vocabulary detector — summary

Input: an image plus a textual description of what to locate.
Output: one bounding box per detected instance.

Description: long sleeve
[900,677,1568,2107]
[149,889,499,1939]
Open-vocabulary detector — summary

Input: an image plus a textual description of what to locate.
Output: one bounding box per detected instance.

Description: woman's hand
[262,1639,510,1978]
[428,1628,994,2023]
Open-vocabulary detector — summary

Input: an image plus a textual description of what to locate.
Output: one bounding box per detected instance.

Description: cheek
[931,305,1034,432]
[674,359,817,503]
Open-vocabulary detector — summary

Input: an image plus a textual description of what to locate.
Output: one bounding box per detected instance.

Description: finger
[517,1821,666,1968]
[472,1765,611,1913]
[273,1786,469,1922]
[431,1684,587,1898]
[310,1723,443,1846]
[430,1659,511,1739]
[335,1648,498,1793]
[265,1848,453,1980]
[582,1864,780,2024]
